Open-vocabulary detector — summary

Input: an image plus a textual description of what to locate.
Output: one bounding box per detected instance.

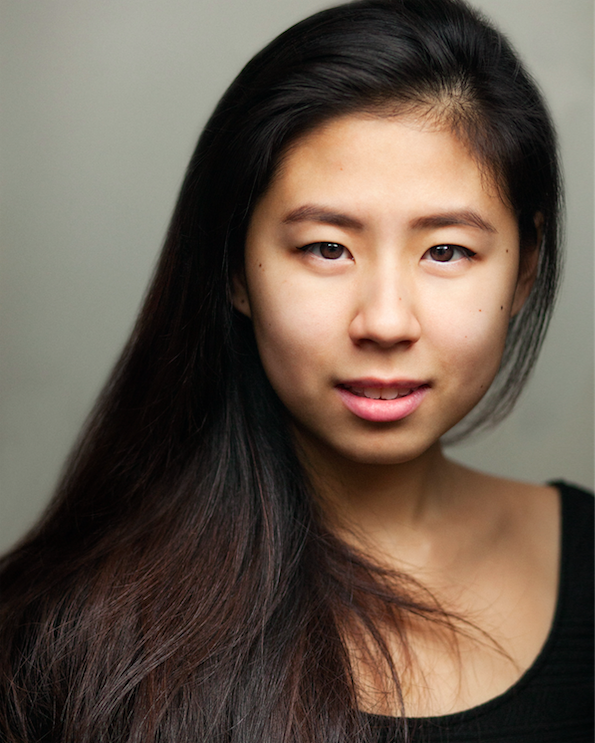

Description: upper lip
[337,378,429,389]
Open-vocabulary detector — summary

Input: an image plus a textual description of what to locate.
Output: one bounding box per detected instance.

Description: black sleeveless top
[367,481,594,743]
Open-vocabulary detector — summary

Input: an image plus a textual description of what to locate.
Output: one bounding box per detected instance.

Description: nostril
[348,298,422,348]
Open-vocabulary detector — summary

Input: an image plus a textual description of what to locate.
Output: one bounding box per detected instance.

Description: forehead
[251,113,512,230]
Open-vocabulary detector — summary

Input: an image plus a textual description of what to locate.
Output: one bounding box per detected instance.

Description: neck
[294,430,459,540]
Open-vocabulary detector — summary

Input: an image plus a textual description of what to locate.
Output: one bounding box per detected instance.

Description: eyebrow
[410,211,497,233]
[281,205,497,234]
[281,205,364,231]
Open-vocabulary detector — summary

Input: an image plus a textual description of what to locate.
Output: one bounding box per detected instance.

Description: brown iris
[318,242,344,259]
[429,245,456,262]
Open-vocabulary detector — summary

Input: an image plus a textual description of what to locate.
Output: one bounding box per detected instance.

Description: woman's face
[234,114,532,465]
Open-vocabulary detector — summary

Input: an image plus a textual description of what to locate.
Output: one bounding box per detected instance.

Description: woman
[0,0,592,741]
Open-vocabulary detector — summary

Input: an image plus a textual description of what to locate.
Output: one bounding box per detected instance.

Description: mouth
[335,380,429,423]
[340,385,418,400]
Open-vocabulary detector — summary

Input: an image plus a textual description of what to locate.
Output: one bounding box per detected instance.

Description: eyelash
[423,244,476,262]
[298,242,476,263]
[298,242,353,260]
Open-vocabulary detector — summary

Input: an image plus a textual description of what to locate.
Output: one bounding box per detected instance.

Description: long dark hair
[0,0,561,740]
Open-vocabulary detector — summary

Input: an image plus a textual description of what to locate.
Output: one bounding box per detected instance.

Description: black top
[367,481,594,743]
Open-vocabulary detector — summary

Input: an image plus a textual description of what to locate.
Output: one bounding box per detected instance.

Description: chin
[343,448,432,467]
[317,432,441,467]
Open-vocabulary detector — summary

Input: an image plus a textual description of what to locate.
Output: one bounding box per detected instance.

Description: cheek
[423,288,511,387]
[248,278,340,393]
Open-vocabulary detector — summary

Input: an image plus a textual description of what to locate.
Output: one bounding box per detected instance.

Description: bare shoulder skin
[364,463,560,717]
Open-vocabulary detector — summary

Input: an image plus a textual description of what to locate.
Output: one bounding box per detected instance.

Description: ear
[510,213,542,317]
[232,270,252,318]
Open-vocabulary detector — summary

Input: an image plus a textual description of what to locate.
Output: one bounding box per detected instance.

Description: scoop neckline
[364,481,567,726]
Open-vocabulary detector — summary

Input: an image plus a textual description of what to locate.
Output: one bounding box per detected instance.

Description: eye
[423,244,475,262]
[299,242,352,260]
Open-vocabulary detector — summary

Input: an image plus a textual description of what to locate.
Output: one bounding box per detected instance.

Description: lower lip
[336,385,429,423]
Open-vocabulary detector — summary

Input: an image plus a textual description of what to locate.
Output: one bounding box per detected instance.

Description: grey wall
[1,0,593,553]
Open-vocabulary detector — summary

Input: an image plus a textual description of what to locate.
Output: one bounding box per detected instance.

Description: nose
[348,268,421,349]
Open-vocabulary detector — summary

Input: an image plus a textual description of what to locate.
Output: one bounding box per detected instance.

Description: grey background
[1,0,593,554]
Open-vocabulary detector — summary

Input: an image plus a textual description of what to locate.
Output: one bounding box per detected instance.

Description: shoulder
[551,480,594,598]
[449,465,561,541]
[550,479,594,519]
[545,480,593,575]
[446,467,563,594]
[465,473,592,563]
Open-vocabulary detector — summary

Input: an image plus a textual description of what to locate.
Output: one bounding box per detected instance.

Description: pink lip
[336,379,429,423]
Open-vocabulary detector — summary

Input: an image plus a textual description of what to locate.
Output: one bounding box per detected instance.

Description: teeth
[347,386,414,400]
